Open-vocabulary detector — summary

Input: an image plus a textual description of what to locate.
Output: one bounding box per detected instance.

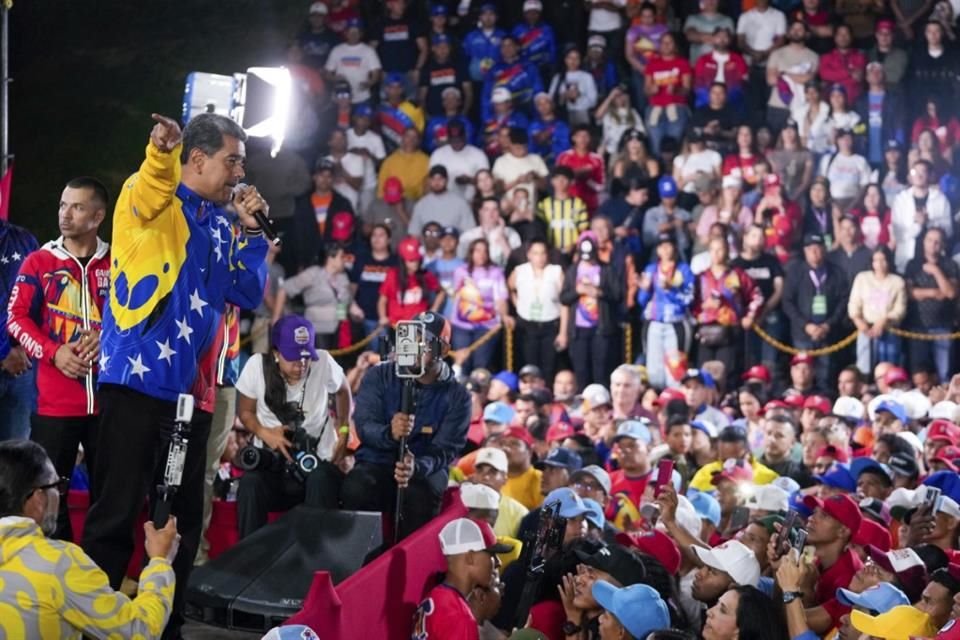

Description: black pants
[570,327,616,391]
[696,328,743,382]
[519,318,561,383]
[340,461,441,540]
[81,384,211,640]
[237,460,344,539]
[30,413,99,542]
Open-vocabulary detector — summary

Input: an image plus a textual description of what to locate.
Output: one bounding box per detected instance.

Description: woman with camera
[235,315,352,539]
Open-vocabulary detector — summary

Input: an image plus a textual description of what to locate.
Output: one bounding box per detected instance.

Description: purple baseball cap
[271,315,319,362]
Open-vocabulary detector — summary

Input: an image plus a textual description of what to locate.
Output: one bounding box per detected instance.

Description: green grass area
[7,0,305,241]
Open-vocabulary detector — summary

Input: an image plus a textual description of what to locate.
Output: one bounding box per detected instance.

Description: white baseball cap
[491,87,512,103]
[523,0,543,11]
[895,431,923,455]
[745,484,789,513]
[899,390,931,420]
[582,384,612,411]
[438,517,513,555]
[692,540,761,586]
[475,447,508,473]
[930,401,959,421]
[721,175,742,190]
[460,482,500,510]
[309,1,328,15]
[833,396,865,422]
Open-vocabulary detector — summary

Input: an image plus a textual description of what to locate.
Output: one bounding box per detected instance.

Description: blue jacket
[512,22,556,68]
[637,261,695,323]
[353,362,470,495]
[463,28,506,82]
[529,117,571,165]
[424,115,477,152]
[99,142,267,411]
[0,222,39,360]
[481,59,544,122]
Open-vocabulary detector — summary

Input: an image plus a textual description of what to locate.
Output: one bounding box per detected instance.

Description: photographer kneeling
[236,315,352,538]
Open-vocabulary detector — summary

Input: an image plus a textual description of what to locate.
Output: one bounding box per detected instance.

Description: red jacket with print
[7,238,110,417]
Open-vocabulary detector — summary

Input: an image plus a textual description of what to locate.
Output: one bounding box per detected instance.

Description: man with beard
[765,19,819,130]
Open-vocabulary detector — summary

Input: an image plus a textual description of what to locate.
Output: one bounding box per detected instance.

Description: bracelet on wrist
[244,226,264,236]
[338,424,350,436]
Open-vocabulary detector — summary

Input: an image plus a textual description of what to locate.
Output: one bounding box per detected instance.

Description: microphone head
[232,182,249,200]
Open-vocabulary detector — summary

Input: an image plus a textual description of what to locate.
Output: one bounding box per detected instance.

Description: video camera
[236,402,320,484]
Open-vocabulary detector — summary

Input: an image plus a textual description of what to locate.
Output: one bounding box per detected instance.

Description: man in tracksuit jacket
[7,176,111,542]
[81,113,268,639]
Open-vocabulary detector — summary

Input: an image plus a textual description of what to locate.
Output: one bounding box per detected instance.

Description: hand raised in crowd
[259,426,294,462]
[391,413,414,441]
[233,184,271,232]
[395,450,415,488]
[144,516,180,563]
[775,549,817,594]
[766,522,786,570]
[557,573,580,624]
[905,503,937,546]
[1,345,31,377]
[149,113,182,152]
[654,483,679,526]
[54,343,91,379]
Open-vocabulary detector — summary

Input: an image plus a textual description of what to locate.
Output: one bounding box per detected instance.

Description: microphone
[233,183,280,246]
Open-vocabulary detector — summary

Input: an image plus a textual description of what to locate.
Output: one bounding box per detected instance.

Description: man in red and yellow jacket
[7,176,110,542]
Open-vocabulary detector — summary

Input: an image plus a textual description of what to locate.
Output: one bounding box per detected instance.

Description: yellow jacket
[0,516,175,639]
[688,458,780,492]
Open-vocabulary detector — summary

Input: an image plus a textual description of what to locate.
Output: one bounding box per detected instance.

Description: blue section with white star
[98,183,267,402]
[0,221,40,360]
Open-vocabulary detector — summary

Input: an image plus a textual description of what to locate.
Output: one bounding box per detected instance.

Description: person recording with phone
[340,311,470,540]
[234,315,352,539]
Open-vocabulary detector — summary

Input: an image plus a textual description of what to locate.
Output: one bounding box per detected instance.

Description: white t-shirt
[588,0,626,32]
[736,8,786,63]
[236,352,346,460]
[347,128,387,161]
[818,152,870,201]
[673,149,722,190]
[325,43,382,103]
[324,152,373,210]
[491,152,550,203]
[429,144,490,203]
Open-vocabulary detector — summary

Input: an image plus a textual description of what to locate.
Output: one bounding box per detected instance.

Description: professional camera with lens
[236,402,320,483]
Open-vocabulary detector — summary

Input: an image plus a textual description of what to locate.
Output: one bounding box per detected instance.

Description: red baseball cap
[803,494,862,535]
[791,352,814,366]
[804,395,832,416]
[783,394,806,410]
[932,445,960,472]
[615,529,682,574]
[383,176,404,204]
[815,444,849,464]
[502,425,535,448]
[763,399,791,413]
[655,388,686,407]
[711,458,755,486]
[883,367,910,386]
[397,236,422,262]
[329,211,354,241]
[764,173,781,190]
[854,518,891,551]
[741,365,771,384]
[927,420,960,445]
[876,19,895,32]
[546,422,577,443]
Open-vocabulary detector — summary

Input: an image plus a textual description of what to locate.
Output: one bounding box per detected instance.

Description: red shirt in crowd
[556,149,606,215]
[692,51,749,102]
[849,207,892,250]
[819,47,867,103]
[693,266,763,326]
[722,153,761,187]
[817,548,864,628]
[607,469,651,516]
[758,199,802,264]
[644,54,692,108]
[911,115,960,149]
[379,267,441,325]
[412,583,479,640]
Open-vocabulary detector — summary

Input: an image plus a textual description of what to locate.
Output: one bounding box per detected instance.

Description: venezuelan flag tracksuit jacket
[98,141,267,413]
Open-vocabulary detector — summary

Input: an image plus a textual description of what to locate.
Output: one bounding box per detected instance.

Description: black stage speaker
[185,506,382,632]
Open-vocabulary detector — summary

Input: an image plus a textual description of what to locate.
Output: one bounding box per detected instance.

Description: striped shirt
[537,196,589,253]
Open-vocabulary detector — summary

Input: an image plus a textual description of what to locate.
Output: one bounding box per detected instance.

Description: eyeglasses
[35,477,69,496]
[423,229,442,237]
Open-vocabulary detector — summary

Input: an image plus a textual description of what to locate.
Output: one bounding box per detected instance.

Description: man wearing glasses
[0,439,179,638]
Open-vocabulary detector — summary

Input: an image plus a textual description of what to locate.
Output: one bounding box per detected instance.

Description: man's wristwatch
[782,591,804,604]
[561,621,582,636]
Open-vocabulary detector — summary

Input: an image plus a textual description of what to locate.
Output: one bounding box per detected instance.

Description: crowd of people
[5,0,960,639]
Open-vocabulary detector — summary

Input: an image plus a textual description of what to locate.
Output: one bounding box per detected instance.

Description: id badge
[336,302,348,321]
[811,294,827,316]
[529,300,543,322]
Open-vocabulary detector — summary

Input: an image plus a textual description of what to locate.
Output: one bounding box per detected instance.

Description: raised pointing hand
[150,113,183,152]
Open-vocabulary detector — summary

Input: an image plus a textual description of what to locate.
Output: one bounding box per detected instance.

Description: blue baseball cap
[385,71,406,86]
[850,458,893,483]
[613,419,652,446]
[479,2,497,12]
[542,447,583,472]
[271,315,319,362]
[686,489,721,527]
[483,401,515,425]
[582,498,606,530]
[492,371,518,392]
[836,582,909,615]
[657,175,678,198]
[543,487,598,520]
[923,470,960,504]
[875,400,908,424]
[430,3,448,15]
[345,17,363,29]
[431,32,451,45]
[814,463,857,493]
[352,103,373,118]
[262,625,320,640]
[788,491,814,519]
[591,581,671,639]
[690,420,718,439]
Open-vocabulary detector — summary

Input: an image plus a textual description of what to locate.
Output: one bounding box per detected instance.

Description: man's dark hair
[180,113,248,164]
[508,127,529,146]
[876,433,913,457]
[0,440,50,518]
[665,398,690,421]
[840,365,862,382]
[65,176,109,211]
[930,566,960,595]
[666,415,691,433]
[765,413,798,438]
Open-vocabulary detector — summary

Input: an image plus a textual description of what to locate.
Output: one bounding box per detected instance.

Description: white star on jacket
[99,352,110,374]
[156,339,177,364]
[127,353,151,381]
[11,252,21,261]
[190,289,208,316]
[211,226,225,263]
[175,316,194,344]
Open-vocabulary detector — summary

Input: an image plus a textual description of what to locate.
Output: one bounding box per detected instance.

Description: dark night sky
[7,0,303,241]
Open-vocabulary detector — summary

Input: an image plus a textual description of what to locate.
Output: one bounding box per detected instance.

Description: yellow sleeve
[377,155,396,198]
[59,544,175,639]
[752,462,780,485]
[689,462,719,492]
[124,141,183,224]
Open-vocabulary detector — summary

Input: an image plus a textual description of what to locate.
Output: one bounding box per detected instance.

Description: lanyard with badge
[809,269,828,317]
[812,208,832,247]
